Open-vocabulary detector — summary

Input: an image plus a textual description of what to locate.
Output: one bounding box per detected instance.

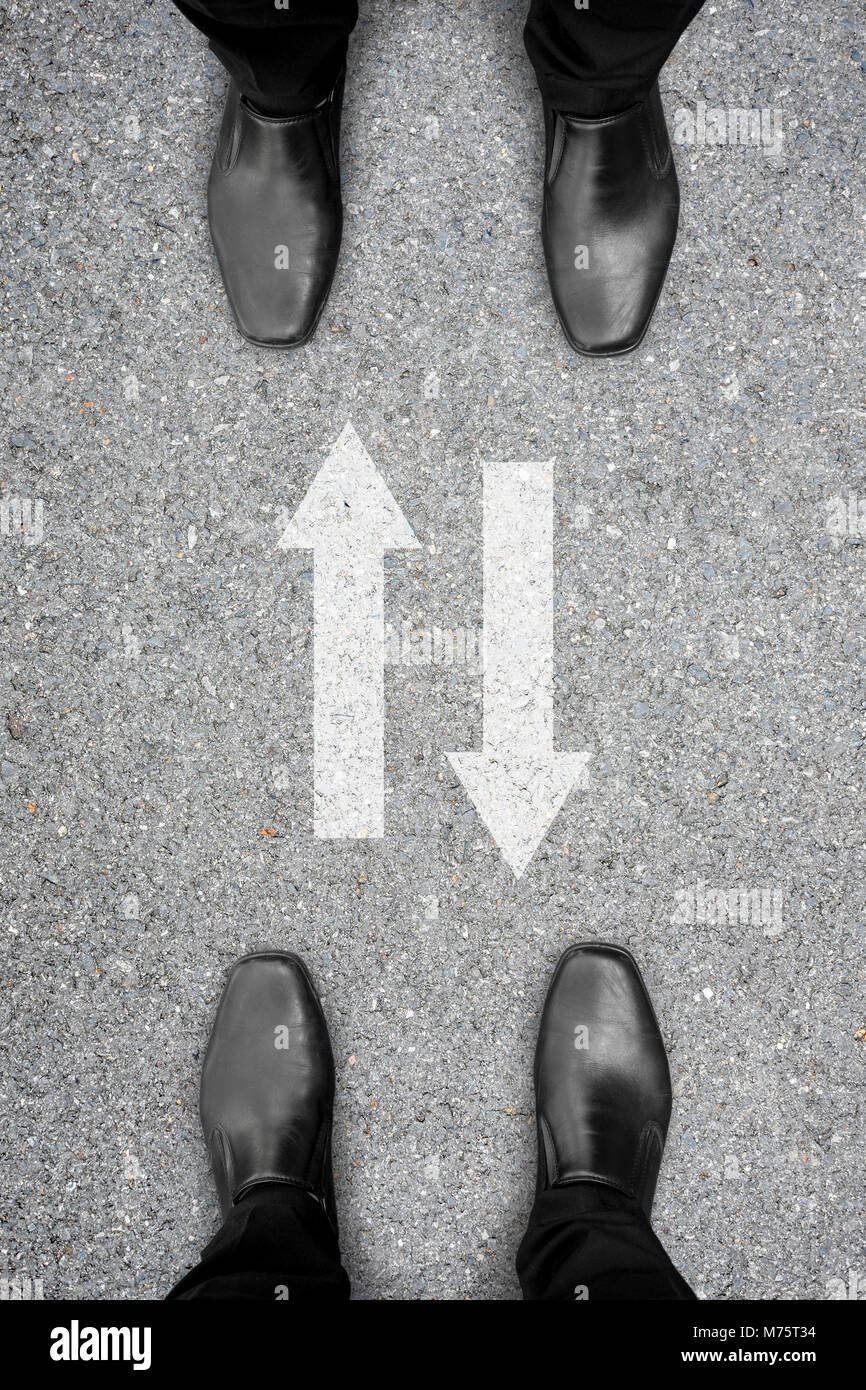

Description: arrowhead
[278,421,419,551]
[446,749,591,877]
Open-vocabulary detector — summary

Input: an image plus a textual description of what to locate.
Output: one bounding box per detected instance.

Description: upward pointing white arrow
[279,422,418,838]
[447,458,590,877]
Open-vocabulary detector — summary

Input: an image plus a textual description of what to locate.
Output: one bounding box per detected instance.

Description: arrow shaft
[313,538,385,837]
[482,458,555,750]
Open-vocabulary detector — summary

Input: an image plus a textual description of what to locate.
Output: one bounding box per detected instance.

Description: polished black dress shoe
[541,83,679,357]
[200,951,338,1229]
[533,942,672,1216]
[207,76,344,348]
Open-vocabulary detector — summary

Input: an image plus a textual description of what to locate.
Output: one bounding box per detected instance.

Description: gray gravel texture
[0,0,863,1301]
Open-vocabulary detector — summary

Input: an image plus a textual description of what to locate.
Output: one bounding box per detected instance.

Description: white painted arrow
[447,459,590,877]
[279,422,418,838]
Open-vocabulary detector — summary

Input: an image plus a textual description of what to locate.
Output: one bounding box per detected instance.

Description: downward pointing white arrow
[279,422,418,838]
[448,459,590,877]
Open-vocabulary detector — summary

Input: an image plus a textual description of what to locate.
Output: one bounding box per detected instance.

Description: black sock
[245,95,297,118]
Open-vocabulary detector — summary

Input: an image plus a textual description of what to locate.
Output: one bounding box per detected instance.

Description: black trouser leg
[171,0,359,114]
[524,0,706,116]
[167,1186,350,1301]
[517,1184,696,1301]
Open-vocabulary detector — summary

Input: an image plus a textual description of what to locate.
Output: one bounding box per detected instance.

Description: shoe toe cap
[228,266,334,348]
[208,174,341,348]
[554,273,662,356]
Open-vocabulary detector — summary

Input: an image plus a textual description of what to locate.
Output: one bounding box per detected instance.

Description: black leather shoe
[200,951,338,1229]
[533,942,672,1216]
[207,76,344,348]
[541,84,679,357]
